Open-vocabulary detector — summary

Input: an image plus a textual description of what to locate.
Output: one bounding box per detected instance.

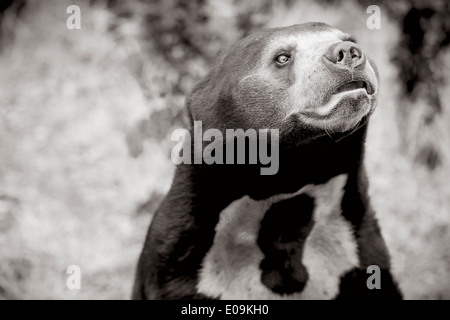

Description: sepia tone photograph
[0,0,449,303]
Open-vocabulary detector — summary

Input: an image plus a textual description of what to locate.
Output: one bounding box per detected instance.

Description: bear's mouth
[332,80,373,95]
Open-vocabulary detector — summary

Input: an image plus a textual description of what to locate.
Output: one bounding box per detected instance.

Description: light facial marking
[313,89,369,117]
[197,174,359,299]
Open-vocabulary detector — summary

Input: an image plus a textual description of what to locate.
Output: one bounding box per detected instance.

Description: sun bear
[132,22,402,300]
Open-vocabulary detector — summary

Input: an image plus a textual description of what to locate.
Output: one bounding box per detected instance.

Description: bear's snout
[323,41,366,71]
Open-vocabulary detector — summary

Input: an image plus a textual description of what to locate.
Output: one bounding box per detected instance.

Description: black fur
[336,268,403,300]
[258,194,315,294]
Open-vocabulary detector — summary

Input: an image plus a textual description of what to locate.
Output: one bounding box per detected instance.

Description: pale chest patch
[196,174,359,299]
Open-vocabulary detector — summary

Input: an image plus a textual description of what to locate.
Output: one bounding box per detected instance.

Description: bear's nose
[324,41,365,70]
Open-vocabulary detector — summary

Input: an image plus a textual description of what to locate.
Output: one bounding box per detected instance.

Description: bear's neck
[187,123,368,202]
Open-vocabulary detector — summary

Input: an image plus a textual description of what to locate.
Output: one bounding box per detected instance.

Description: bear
[132,22,402,300]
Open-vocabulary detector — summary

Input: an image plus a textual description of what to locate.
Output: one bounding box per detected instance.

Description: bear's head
[187,22,379,145]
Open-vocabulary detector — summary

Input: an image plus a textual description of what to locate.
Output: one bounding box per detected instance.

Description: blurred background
[0,0,449,299]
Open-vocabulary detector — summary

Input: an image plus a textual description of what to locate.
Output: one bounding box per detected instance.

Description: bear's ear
[185,93,195,131]
[185,64,230,132]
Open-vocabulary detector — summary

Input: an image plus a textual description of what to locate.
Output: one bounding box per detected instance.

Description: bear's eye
[275,54,290,65]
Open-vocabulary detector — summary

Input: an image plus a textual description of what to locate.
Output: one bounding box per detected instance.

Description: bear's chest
[196,174,359,299]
